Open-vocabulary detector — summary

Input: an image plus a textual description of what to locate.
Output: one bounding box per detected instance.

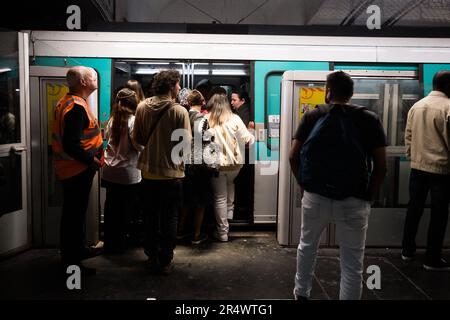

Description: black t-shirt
[294,104,387,152]
[236,104,251,128]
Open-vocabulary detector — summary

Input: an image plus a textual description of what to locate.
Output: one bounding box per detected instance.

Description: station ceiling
[1,0,450,36]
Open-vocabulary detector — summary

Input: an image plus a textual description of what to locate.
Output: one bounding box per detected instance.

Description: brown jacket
[405,91,450,175]
[133,95,191,178]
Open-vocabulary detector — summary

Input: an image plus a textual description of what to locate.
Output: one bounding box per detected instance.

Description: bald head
[66,66,98,98]
[433,70,450,97]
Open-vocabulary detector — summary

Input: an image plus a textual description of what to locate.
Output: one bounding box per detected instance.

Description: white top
[207,113,255,168]
[102,115,142,185]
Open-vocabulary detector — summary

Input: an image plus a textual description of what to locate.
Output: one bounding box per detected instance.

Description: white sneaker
[213,231,228,242]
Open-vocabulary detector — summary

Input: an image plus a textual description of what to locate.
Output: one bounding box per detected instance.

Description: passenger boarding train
[1,30,450,257]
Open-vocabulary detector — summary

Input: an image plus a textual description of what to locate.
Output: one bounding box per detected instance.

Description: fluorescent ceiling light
[136,62,184,65]
[135,68,183,75]
[212,70,248,76]
[0,68,12,73]
[213,63,246,66]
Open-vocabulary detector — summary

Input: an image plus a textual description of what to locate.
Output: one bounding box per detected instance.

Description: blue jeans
[402,169,450,264]
[294,191,370,300]
[141,179,182,266]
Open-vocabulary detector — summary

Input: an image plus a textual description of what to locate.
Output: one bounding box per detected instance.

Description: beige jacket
[207,113,255,169]
[405,91,450,174]
[133,95,191,178]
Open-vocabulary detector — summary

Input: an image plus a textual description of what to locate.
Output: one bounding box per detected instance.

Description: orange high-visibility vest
[52,94,103,180]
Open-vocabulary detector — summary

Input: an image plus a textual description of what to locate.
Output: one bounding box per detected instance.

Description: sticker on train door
[299,87,325,120]
[46,83,69,145]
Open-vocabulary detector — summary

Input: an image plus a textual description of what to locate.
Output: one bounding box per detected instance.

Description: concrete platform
[0,231,449,300]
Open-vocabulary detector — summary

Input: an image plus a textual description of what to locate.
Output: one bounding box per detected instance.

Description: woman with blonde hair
[206,94,255,242]
[102,88,142,253]
[125,79,145,103]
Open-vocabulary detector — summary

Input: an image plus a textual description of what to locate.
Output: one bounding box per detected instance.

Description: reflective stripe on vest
[52,94,103,180]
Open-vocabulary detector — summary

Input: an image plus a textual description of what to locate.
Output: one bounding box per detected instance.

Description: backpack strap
[145,101,173,146]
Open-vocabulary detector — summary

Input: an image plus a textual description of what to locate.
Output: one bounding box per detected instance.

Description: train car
[2,30,450,256]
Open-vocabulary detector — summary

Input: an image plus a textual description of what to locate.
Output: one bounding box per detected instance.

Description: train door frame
[278,70,330,246]
[0,32,31,257]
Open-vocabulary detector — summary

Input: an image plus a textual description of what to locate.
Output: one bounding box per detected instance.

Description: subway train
[1,30,450,256]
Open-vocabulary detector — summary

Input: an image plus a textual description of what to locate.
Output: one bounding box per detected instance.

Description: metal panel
[0,32,31,256]
[391,84,399,146]
[365,208,450,247]
[277,70,330,246]
[29,31,450,63]
[382,84,390,136]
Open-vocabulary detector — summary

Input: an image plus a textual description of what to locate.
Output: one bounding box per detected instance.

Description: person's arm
[289,139,302,179]
[128,116,144,152]
[63,105,94,165]
[235,115,255,145]
[132,104,147,146]
[366,146,387,201]
[405,110,412,158]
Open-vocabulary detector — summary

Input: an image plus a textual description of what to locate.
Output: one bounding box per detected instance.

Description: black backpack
[297,104,369,200]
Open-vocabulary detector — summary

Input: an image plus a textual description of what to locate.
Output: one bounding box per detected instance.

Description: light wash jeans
[294,191,371,300]
[211,169,241,238]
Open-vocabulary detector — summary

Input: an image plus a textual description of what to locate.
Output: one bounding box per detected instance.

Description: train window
[352,78,421,147]
[113,60,250,100]
[0,32,21,145]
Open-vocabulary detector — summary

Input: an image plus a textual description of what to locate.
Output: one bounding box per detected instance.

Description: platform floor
[1,231,449,300]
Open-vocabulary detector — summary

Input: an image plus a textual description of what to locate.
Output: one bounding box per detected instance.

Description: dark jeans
[60,168,96,263]
[141,178,182,266]
[103,180,140,252]
[402,169,450,263]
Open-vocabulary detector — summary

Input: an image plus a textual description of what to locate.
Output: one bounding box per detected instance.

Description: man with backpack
[289,71,387,300]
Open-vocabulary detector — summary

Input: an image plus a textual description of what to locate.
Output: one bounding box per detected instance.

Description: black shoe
[293,290,308,301]
[160,261,174,276]
[191,233,208,245]
[401,249,415,262]
[294,295,309,301]
[146,257,161,274]
[80,246,103,260]
[423,258,450,271]
[79,264,97,276]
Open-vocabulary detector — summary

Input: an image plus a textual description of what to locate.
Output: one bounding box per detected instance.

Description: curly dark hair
[152,70,181,95]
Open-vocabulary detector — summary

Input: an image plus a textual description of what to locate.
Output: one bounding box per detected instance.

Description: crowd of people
[53,67,254,276]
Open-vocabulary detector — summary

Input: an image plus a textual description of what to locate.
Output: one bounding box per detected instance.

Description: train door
[29,66,100,247]
[0,32,30,256]
[278,68,450,247]
[112,59,253,224]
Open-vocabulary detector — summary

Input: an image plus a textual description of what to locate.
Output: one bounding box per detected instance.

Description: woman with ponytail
[102,88,143,253]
